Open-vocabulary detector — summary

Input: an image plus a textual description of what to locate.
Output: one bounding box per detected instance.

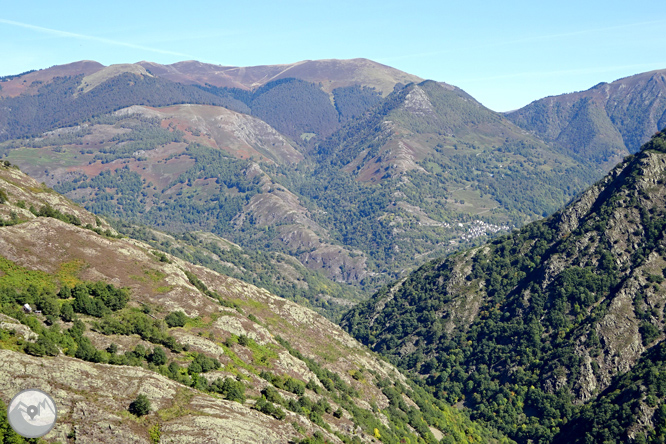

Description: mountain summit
[137,58,424,96]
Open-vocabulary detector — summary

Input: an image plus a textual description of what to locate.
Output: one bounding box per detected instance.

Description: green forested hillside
[198,78,384,144]
[317,81,600,222]
[3,62,662,312]
[555,340,666,443]
[506,69,666,169]
[0,72,245,141]
[0,77,604,298]
[333,85,384,122]
[342,130,666,443]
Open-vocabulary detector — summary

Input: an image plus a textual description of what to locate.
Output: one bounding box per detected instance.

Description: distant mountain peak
[78,63,153,93]
[137,58,424,96]
[507,68,666,168]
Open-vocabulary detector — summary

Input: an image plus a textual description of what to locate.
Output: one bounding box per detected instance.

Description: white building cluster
[460,220,509,241]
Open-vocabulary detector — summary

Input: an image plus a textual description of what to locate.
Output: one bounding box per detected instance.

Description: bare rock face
[403,86,436,117]
[0,350,294,444]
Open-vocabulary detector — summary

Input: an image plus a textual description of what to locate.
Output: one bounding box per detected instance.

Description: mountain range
[1,57,666,443]
[5,59,663,313]
[506,69,666,168]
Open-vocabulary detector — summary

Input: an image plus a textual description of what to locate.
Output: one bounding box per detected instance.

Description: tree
[129,394,151,417]
[60,302,75,322]
[40,297,60,317]
[36,335,59,356]
[0,398,28,443]
[149,347,167,366]
[211,378,246,403]
[24,341,46,357]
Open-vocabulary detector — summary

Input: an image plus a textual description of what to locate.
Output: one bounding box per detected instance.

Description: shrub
[254,397,286,420]
[261,386,283,404]
[36,335,59,356]
[188,353,220,374]
[165,311,188,328]
[24,341,46,357]
[60,303,75,322]
[129,394,151,417]
[40,297,60,317]
[211,378,246,403]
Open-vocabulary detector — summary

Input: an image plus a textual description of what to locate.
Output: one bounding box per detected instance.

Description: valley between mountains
[1,58,666,443]
[6,59,664,317]
[0,162,507,443]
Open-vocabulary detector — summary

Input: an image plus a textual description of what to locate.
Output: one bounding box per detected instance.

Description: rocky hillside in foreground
[342,130,666,443]
[506,69,666,169]
[0,162,510,443]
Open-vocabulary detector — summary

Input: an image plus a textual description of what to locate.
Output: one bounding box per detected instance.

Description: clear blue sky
[1,0,664,111]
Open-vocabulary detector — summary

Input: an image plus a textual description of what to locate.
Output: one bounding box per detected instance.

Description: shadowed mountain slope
[0,71,247,142]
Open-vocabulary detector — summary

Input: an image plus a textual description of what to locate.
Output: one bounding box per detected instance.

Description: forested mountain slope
[342,130,666,443]
[0,68,246,142]
[0,58,419,146]
[506,69,666,169]
[0,161,510,443]
[270,80,600,282]
[2,82,595,297]
[197,77,385,143]
[0,109,366,319]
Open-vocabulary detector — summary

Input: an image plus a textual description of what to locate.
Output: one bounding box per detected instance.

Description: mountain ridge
[1,59,663,306]
[506,69,666,169]
[138,58,424,96]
